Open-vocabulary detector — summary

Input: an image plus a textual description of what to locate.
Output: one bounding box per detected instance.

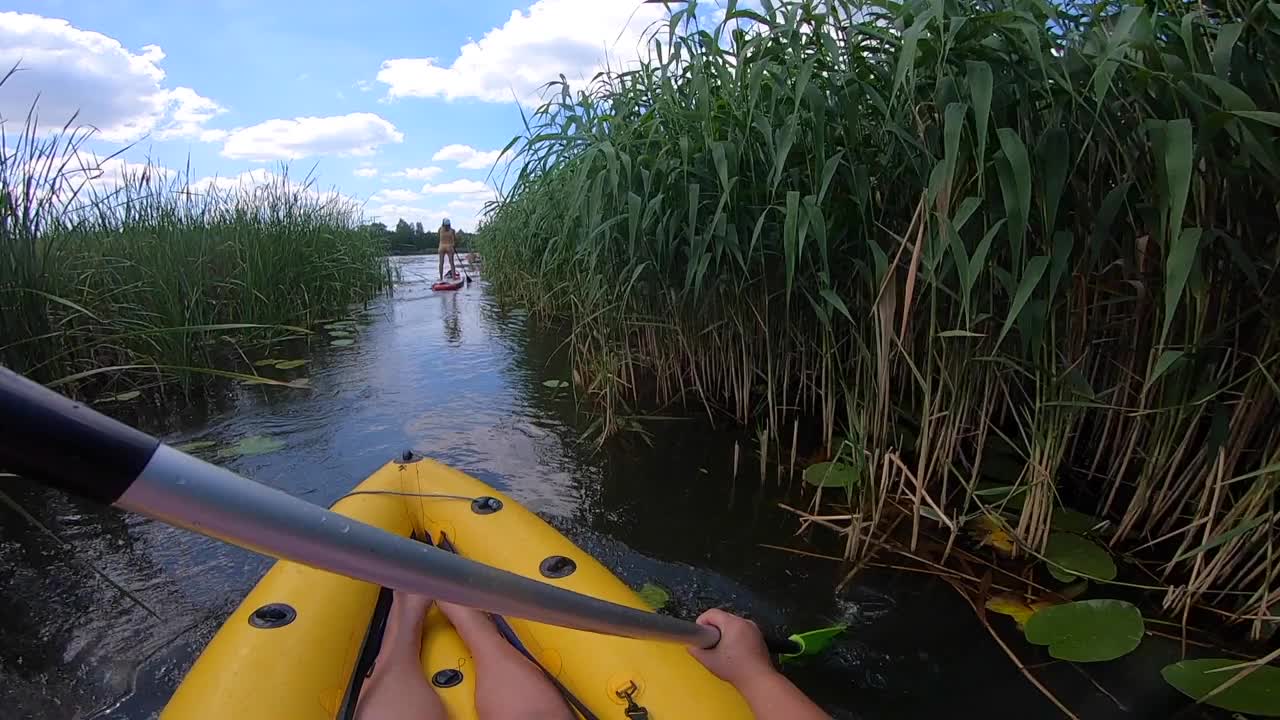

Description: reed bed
[480,0,1280,627]
[1,82,393,394]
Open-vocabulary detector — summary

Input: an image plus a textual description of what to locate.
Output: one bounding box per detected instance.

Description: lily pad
[541,379,570,388]
[328,330,353,337]
[217,435,285,459]
[1024,599,1144,662]
[784,625,848,659]
[1052,508,1105,535]
[1162,659,1280,716]
[330,338,355,347]
[1045,531,1116,582]
[173,440,217,453]
[637,583,670,611]
[274,359,308,370]
[803,461,858,489]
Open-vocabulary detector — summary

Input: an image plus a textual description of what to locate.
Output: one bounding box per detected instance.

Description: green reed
[479,0,1280,626]
[1,77,393,392]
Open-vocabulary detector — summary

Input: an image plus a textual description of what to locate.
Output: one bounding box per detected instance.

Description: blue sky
[0,0,688,230]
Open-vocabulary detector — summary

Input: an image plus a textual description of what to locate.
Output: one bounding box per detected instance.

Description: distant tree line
[363,219,471,255]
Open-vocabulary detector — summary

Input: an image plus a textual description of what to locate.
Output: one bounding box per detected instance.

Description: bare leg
[437,601,573,720]
[448,250,457,278]
[438,252,444,280]
[356,592,447,720]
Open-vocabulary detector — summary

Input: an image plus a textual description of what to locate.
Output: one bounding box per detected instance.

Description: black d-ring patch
[539,555,577,578]
[249,603,296,629]
[471,496,503,514]
[432,668,464,688]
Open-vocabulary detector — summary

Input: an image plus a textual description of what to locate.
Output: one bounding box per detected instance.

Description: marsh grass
[1,72,392,395]
[480,0,1280,627]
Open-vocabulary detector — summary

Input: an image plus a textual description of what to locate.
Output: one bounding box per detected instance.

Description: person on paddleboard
[356,593,829,719]
[438,218,458,281]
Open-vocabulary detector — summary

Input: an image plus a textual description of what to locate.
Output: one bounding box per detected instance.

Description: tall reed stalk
[480,0,1280,626]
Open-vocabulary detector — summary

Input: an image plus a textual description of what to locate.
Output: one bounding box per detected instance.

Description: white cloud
[370,203,441,226]
[371,188,419,203]
[0,11,225,142]
[354,167,379,178]
[44,154,176,199]
[220,113,403,161]
[186,168,361,212]
[370,202,483,231]
[432,144,502,170]
[390,166,443,180]
[375,0,665,105]
[187,168,279,194]
[421,179,494,196]
[156,86,227,140]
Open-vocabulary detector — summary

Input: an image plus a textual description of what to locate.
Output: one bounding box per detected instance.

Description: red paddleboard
[432,279,464,291]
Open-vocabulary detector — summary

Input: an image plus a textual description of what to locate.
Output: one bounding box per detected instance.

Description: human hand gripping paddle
[0,367,841,660]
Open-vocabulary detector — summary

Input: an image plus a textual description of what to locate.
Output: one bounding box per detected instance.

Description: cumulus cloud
[354,166,379,178]
[390,166,443,180]
[186,168,361,212]
[220,113,403,161]
[370,202,484,231]
[370,203,435,225]
[421,179,494,196]
[0,12,224,142]
[40,154,176,201]
[187,168,279,194]
[432,144,502,170]
[371,188,420,203]
[375,0,665,105]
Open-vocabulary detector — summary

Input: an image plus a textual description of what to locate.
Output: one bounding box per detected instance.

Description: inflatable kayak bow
[0,369,849,717]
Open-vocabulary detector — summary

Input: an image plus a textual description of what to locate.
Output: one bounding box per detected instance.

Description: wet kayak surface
[0,255,1208,719]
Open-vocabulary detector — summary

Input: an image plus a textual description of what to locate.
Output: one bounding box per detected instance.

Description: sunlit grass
[479,0,1280,628]
[1,69,393,394]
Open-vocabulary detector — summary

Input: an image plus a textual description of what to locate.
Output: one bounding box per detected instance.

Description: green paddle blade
[779,624,847,662]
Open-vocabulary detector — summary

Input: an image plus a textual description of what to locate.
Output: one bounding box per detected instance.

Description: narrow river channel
[1,256,1211,719]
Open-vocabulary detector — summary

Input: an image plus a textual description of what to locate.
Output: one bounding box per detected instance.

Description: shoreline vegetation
[1,74,394,399]
[479,0,1280,712]
[361,219,474,256]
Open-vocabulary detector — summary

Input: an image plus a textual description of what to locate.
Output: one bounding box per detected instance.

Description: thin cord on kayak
[338,490,477,502]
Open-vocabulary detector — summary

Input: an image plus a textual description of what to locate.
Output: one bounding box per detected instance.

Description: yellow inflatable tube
[163,456,752,718]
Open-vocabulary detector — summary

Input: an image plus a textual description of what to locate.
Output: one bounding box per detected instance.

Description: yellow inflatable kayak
[163,455,752,719]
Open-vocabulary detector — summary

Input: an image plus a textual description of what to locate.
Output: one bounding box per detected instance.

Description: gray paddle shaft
[120,445,722,648]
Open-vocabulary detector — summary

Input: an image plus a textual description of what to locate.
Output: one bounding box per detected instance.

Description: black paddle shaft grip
[0,368,160,504]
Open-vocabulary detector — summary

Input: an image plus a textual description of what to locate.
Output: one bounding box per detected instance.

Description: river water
[1,256,1217,719]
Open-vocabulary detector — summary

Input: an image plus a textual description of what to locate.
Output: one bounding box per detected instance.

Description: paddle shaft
[0,368,722,649]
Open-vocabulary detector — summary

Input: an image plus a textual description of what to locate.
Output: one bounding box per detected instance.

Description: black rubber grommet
[432,668,464,688]
[539,555,577,579]
[471,496,503,514]
[248,603,296,629]
[401,450,415,463]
